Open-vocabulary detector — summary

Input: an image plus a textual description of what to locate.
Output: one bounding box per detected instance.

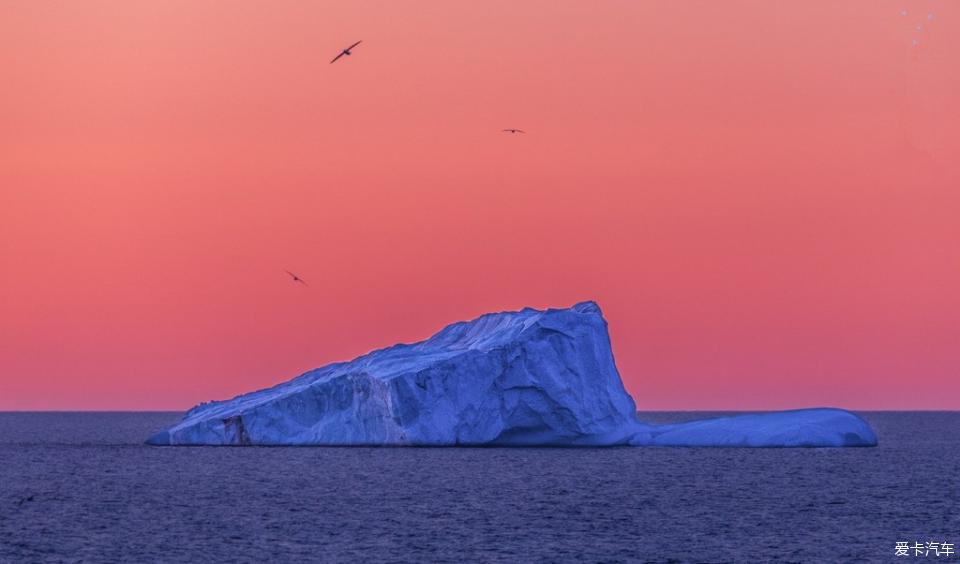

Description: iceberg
[147,301,877,447]
[629,408,877,447]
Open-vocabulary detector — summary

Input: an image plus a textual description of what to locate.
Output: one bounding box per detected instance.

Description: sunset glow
[1,1,958,410]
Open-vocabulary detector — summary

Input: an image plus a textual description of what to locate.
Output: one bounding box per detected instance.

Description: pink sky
[1,1,958,410]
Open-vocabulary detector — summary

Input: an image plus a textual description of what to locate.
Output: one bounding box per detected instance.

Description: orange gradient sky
[1,1,958,410]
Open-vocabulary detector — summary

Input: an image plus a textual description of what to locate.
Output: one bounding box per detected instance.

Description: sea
[0,412,956,563]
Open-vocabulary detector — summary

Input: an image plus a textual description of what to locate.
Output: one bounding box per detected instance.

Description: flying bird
[502,129,526,134]
[330,40,362,64]
[285,271,308,286]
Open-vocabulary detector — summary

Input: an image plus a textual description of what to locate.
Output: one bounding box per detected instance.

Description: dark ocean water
[0,412,956,563]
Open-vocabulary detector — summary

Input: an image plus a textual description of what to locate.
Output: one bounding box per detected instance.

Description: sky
[1,1,958,410]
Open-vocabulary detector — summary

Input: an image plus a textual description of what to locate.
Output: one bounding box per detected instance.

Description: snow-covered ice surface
[630,408,876,447]
[147,302,877,447]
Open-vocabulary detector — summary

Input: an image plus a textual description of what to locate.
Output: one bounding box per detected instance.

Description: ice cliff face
[147,301,877,447]
[148,301,640,446]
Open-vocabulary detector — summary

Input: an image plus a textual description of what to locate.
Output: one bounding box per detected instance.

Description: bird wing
[330,51,345,64]
[347,40,362,50]
[516,130,526,133]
